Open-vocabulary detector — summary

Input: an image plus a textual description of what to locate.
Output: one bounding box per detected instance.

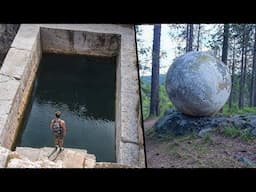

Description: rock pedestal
[155,109,256,137]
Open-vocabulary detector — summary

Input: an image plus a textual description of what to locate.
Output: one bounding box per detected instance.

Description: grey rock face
[251,129,256,136]
[155,109,256,137]
[237,157,256,168]
[0,24,20,65]
[198,128,213,137]
[166,51,231,116]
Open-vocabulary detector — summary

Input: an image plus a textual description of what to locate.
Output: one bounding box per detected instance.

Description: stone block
[120,67,139,94]
[16,147,41,161]
[138,148,146,168]
[40,27,73,54]
[36,159,63,168]
[60,149,86,168]
[7,158,41,168]
[118,142,139,167]
[0,48,31,80]
[0,74,20,101]
[95,162,132,168]
[0,114,8,140]
[0,146,10,168]
[84,154,96,168]
[120,92,139,143]
[11,24,40,51]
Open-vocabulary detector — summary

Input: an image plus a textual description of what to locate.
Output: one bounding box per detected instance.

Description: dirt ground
[144,118,256,168]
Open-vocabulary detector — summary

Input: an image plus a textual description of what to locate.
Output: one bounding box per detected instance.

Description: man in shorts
[50,111,67,151]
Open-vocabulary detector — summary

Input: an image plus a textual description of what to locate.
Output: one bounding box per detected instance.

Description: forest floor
[144,118,256,168]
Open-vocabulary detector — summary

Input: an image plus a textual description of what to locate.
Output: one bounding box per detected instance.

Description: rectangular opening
[15,53,117,162]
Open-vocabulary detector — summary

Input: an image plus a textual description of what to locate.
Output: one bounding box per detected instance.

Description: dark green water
[16,53,116,162]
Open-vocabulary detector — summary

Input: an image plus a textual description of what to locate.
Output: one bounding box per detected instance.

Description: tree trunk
[250,25,256,107]
[186,24,193,52]
[149,24,161,117]
[243,26,249,107]
[222,24,229,65]
[229,38,236,109]
[186,25,190,52]
[196,24,200,51]
[220,24,229,112]
[239,25,246,109]
[188,24,193,52]
[243,44,248,107]
[253,25,256,107]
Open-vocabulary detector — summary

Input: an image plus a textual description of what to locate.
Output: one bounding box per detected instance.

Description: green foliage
[224,126,241,138]
[159,84,173,116]
[189,132,197,140]
[141,80,173,118]
[222,104,256,115]
[203,133,211,143]
[241,131,254,141]
[140,81,151,118]
[223,126,254,141]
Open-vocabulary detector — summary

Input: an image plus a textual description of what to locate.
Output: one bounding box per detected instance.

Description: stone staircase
[0,146,133,168]
[4,147,96,168]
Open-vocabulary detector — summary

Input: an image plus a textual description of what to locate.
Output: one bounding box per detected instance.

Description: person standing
[50,111,67,151]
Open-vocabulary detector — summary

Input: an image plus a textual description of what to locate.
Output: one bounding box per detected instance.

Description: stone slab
[7,158,41,168]
[11,24,40,51]
[118,142,139,167]
[95,162,132,168]
[0,48,31,80]
[0,74,20,101]
[0,146,10,168]
[16,147,41,162]
[84,154,96,168]
[120,91,140,143]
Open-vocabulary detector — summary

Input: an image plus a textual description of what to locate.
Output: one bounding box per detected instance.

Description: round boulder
[166,51,231,116]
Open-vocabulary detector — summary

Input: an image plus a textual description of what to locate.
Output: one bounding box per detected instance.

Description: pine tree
[186,24,194,52]
[149,24,161,117]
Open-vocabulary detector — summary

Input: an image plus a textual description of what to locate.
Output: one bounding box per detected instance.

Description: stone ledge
[40,28,120,57]
[118,142,140,167]
[38,24,134,36]
[11,24,40,51]
[95,162,134,168]
[3,146,97,168]
[0,146,10,168]
[0,48,31,80]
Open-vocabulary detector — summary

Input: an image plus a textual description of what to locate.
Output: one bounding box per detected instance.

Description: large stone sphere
[166,51,231,117]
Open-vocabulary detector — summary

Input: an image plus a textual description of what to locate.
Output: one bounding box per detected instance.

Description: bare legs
[54,137,64,148]
[59,139,64,148]
[54,137,59,146]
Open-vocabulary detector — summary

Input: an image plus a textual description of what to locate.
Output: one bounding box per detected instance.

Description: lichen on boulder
[166,51,231,117]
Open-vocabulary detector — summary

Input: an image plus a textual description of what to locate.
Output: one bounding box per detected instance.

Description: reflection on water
[16,53,116,162]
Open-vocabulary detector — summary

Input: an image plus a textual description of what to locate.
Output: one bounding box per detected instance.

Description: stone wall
[40,27,120,57]
[0,26,41,149]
